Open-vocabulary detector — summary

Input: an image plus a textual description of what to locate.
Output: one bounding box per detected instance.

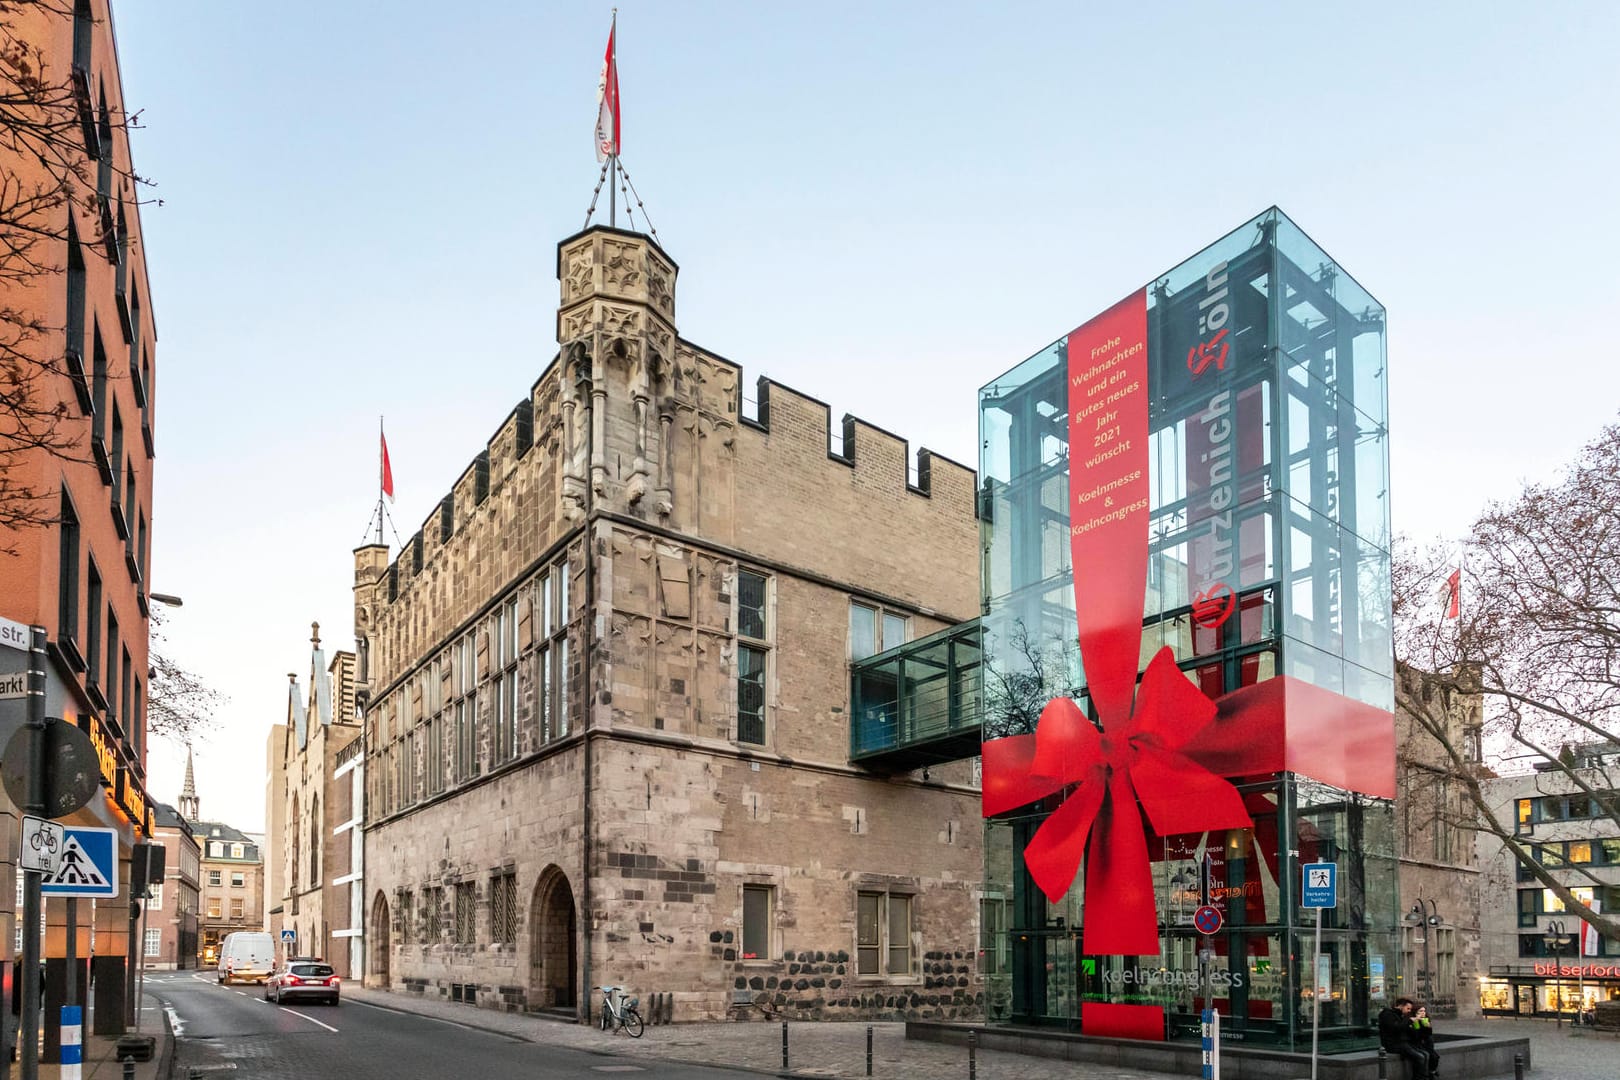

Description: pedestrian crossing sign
[41,826,119,898]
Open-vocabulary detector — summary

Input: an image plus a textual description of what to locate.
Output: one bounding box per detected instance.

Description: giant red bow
[981,294,1255,957]
[982,647,1252,955]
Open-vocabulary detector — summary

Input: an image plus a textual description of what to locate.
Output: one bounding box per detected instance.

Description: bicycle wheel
[600,1005,612,1032]
[621,1007,644,1038]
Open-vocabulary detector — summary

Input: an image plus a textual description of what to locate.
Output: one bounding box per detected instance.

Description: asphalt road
[146,972,752,1080]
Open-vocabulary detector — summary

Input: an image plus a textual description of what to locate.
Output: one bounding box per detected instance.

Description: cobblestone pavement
[342,987,1620,1079]
[1441,1017,1620,1080]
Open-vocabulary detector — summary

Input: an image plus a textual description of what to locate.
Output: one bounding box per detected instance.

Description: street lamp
[1403,899,1441,1004]
[1543,920,1574,1028]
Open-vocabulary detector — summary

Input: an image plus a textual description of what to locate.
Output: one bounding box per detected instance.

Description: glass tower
[978,208,1394,1051]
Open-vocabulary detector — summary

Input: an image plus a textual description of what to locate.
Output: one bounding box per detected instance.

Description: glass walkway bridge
[849,619,982,772]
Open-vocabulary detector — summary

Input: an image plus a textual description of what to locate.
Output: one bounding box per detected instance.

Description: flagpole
[609,10,618,228]
[377,416,385,546]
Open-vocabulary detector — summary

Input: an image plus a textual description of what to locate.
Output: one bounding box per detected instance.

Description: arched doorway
[528,866,577,1011]
[369,892,390,986]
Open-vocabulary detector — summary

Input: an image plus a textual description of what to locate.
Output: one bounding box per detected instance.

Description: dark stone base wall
[728,948,981,1021]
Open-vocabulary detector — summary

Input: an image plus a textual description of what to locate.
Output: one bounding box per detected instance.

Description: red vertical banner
[1066,292,1151,721]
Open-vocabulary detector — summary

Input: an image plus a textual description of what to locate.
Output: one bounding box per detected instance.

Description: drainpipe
[578,352,596,1023]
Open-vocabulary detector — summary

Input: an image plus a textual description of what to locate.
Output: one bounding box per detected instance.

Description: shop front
[1480,963,1620,1018]
[978,208,1396,1053]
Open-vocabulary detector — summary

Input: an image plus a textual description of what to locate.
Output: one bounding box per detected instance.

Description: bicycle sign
[20,815,64,874]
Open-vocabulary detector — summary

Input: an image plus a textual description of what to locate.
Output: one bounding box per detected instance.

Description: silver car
[265,960,340,1006]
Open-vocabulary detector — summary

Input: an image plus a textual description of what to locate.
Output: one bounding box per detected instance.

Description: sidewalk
[343,987,1600,1079]
[30,999,172,1080]
[342,985,1185,1079]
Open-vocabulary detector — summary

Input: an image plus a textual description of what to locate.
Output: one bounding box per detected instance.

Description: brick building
[267,625,361,974]
[356,226,982,1021]
[0,0,158,1026]
[194,821,264,966]
[148,799,200,969]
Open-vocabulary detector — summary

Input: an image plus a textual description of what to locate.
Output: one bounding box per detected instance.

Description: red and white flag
[381,430,395,502]
[1434,545,1464,621]
[595,20,620,162]
[1584,898,1602,957]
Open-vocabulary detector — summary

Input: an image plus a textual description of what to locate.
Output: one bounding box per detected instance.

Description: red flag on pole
[595,20,620,162]
[381,431,395,502]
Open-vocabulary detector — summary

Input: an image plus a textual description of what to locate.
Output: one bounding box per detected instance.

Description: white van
[217,931,277,985]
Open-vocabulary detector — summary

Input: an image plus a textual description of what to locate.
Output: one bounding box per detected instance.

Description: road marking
[233,990,248,996]
[164,1004,184,1035]
[277,1007,339,1034]
[592,1069,646,1074]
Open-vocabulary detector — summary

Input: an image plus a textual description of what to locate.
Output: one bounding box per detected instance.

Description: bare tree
[1,0,148,540]
[146,605,223,744]
[981,615,1079,741]
[1394,414,1620,939]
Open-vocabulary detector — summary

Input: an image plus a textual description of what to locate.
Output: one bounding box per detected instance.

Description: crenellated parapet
[354,225,978,695]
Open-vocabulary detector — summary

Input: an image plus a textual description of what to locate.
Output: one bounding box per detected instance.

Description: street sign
[0,671,26,699]
[0,719,103,819]
[280,929,296,943]
[20,815,64,873]
[1301,862,1337,909]
[41,826,118,898]
[0,616,28,651]
[1193,904,1224,935]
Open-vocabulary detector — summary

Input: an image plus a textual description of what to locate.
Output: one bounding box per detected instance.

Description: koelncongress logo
[1092,966,1247,990]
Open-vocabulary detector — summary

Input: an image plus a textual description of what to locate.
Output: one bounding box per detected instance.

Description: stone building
[194,821,264,966]
[356,225,982,1021]
[148,799,200,969]
[267,625,362,973]
[0,0,160,1025]
[1395,683,1485,1017]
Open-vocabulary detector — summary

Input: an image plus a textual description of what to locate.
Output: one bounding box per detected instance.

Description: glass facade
[978,208,1394,1051]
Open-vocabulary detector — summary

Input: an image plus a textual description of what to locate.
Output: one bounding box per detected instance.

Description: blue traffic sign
[1301,861,1337,909]
[280,929,296,942]
[41,826,118,898]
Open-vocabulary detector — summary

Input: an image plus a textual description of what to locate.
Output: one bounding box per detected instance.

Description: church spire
[178,744,199,822]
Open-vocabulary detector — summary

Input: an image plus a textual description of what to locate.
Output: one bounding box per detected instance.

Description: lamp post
[1543,920,1573,1028]
[1404,899,1441,1005]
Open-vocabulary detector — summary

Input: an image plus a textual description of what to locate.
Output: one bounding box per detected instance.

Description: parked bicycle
[596,985,644,1037]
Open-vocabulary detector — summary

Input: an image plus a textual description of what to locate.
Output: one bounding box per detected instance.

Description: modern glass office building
[977,208,1396,1051]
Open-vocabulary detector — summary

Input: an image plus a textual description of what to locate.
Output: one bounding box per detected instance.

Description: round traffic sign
[1194,905,1224,935]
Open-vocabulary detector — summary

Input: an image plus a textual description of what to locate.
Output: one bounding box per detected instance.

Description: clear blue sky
[113,1,1620,830]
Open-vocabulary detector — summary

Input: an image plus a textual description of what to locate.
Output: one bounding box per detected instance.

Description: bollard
[122,1057,134,1080]
[968,1030,977,1080]
[1376,1047,1387,1079]
[866,1024,873,1077]
[782,1020,789,1070]
[1514,1052,1525,1080]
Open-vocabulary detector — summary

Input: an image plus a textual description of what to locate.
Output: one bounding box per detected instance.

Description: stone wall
[352,226,983,1021]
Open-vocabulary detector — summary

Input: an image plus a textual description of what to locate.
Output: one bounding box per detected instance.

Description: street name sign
[0,671,26,699]
[0,616,28,652]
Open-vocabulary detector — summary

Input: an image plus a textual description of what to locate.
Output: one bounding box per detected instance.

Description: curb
[154,1027,173,1080]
